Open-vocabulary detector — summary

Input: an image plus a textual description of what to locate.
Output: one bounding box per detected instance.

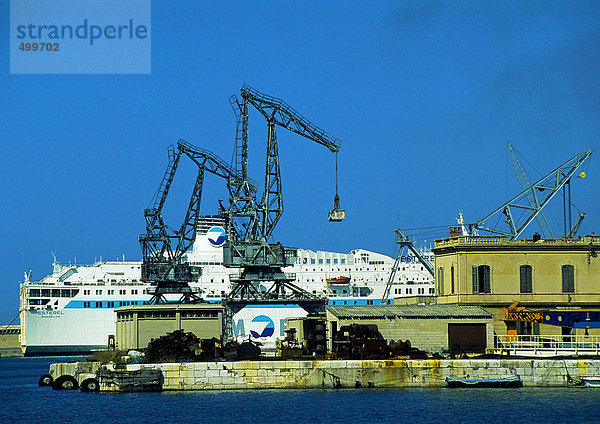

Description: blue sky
[1,1,598,319]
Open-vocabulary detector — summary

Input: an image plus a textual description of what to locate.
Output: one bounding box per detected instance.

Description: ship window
[30,289,40,297]
[326,259,331,264]
[333,259,338,264]
[303,258,307,264]
[42,289,51,297]
[96,290,102,295]
[71,289,79,296]
[61,289,70,297]
[341,259,345,264]
[95,301,102,308]
[318,259,323,264]
[430,288,435,294]
[310,259,316,264]
[51,289,60,297]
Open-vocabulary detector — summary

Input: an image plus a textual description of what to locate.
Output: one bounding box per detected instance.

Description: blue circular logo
[249,315,275,338]
[206,226,226,247]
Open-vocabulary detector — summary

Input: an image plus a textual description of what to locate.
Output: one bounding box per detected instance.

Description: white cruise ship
[19,217,434,355]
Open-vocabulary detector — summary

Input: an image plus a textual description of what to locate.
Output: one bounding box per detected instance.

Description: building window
[472,265,491,293]
[437,267,444,295]
[450,266,455,294]
[520,265,532,293]
[562,265,575,293]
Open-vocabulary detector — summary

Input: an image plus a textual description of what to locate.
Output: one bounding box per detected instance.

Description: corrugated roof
[326,304,492,319]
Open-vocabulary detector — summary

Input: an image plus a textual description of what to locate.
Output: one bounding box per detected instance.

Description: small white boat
[581,376,600,387]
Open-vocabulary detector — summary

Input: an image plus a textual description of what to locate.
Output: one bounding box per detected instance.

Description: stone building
[116,303,223,350]
[432,234,600,337]
[325,304,493,354]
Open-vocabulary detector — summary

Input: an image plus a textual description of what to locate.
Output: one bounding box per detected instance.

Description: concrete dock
[47,358,600,391]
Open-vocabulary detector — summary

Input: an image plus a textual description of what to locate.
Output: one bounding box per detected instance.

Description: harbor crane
[138,140,258,304]
[382,229,434,304]
[138,85,344,335]
[222,84,344,335]
[468,149,592,240]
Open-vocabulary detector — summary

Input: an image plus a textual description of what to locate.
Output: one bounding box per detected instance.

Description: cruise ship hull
[22,308,116,356]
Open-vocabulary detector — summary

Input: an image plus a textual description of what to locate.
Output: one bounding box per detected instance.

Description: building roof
[326,304,492,320]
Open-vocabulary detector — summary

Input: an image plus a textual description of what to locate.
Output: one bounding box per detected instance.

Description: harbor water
[2,357,600,424]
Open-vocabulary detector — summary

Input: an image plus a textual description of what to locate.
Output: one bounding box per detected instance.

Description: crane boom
[240,84,341,153]
[469,149,592,240]
[507,142,554,238]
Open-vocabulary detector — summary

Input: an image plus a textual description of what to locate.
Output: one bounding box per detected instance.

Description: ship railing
[495,334,600,356]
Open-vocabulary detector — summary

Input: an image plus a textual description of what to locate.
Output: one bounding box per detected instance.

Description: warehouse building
[325,304,493,355]
[116,304,223,351]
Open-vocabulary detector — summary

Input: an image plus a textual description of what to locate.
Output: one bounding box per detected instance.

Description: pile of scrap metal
[145,330,219,362]
[388,339,427,359]
[222,339,262,360]
[144,329,262,362]
[333,324,427,359]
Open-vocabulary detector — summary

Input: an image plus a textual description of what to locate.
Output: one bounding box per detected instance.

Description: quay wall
[0,326,22,357]
[51,359,600,390]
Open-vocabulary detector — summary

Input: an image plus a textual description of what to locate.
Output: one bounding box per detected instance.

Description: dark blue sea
[2,356,600,424]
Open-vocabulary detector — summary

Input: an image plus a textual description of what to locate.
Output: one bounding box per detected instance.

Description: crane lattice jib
[507,142,554,238]
[382,229,435,303]
[470,149,592,240]
[240,84,341,153]
[177,139,258,192]
[147,144,182,217]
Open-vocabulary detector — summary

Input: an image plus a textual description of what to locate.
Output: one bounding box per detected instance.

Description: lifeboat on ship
[326,276,351,285]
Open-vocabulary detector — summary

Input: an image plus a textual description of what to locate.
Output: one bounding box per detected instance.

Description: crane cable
[334,152,340,209]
